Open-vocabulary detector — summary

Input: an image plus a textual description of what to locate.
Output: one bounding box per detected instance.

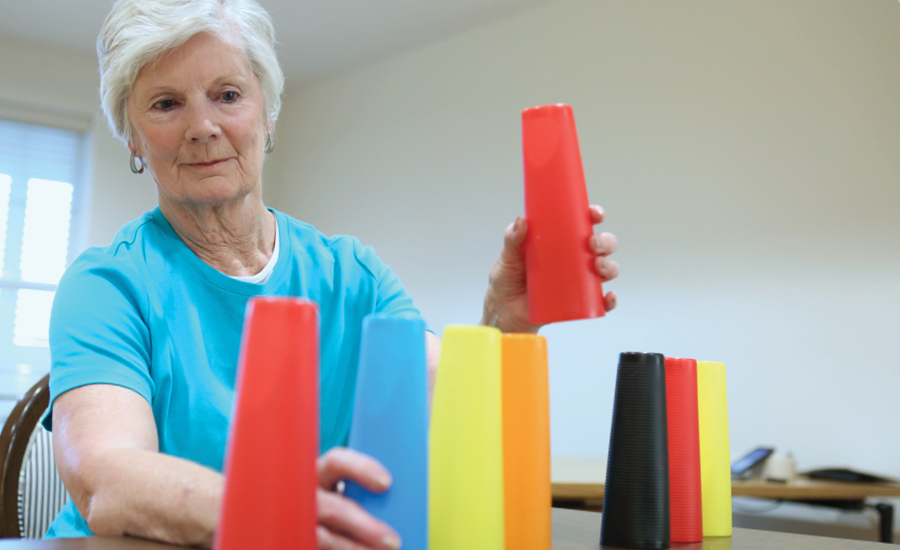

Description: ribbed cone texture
[345,315,428,550]
[664,357,703,543]
[601,352,670,550]
[214,297,319,550]
[429,325,504,550]
[697,361,732,537]
[522,104,604,325]
[502,334,551,550]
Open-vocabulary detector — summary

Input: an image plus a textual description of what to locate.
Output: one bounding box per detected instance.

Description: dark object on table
[805,468,898,484]
[600,352,670,549]
[875,503,894,544]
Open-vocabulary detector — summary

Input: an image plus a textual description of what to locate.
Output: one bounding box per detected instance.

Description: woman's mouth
[186,158,229,169]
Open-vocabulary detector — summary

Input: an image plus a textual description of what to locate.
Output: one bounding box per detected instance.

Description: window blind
[0,118,86,405]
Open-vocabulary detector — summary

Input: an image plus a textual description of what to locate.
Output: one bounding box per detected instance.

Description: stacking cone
[664,357,703,543]
[522,103,604,325]
[430,325,504,550]
[600,352,670,550]
[502,334,551,550]
[345,315,428,549]
[214,297,319,550]
[697,361,732,537]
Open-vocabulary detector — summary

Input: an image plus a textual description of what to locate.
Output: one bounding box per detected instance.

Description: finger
[318,448,391,493]
[604,291,618,312]
[590,205,605,225]
[318,490,401,550]
[502,216,528,256]
[594,257,620,282]
[317,526,371,550]
[590,232,618,256]
[496,217,529,271]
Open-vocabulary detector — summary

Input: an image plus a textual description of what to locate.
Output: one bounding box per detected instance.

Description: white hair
[98,0,284,144]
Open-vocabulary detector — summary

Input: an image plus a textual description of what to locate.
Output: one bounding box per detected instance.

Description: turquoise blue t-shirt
[42,207,424,538]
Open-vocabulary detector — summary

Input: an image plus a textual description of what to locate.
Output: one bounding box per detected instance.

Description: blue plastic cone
[345,314,428,549]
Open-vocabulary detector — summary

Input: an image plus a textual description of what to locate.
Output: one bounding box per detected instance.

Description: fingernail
[513,217,520,231]
[378,475,392,489]
[383,534,401,549]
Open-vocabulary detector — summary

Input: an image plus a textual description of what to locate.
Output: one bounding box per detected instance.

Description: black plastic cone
[600,352,670,549]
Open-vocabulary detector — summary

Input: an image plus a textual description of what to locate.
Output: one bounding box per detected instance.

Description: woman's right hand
[317,448,401,550]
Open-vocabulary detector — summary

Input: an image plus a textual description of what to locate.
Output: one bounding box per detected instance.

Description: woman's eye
[222,91,239,102]
[154,99,175,111]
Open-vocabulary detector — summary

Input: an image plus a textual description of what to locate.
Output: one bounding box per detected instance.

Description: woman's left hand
[480,204,619,334]
[317,448,401,550]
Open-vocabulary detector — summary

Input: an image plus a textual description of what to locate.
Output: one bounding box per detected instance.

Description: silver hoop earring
[264,133,275,154]
[129,149,144,174]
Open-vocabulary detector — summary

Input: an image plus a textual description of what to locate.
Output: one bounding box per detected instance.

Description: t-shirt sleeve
[42,249,153,431]
[350,239,430,329]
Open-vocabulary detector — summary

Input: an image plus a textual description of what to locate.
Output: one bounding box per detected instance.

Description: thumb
[500,217,528,264]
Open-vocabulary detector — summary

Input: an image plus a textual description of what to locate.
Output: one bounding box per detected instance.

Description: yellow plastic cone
[697,361,732,537]
[502,334,551,550]
[429,325,504,550]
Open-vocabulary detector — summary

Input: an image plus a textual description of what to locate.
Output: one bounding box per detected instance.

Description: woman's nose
[184,100,220,145]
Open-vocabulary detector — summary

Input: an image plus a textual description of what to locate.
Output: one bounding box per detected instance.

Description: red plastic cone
[664,357,703,543]
[522,104,604,325]
[214,297,319,550]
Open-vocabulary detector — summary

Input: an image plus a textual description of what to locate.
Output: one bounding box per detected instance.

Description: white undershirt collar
[230,218,279,284]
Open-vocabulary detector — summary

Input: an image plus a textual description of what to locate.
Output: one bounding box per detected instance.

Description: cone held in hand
[522,103,604,325]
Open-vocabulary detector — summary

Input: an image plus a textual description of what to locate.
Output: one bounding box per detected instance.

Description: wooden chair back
[0,374,69,538]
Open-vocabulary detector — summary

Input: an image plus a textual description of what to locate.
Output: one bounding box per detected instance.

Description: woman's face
[128,32,269,209]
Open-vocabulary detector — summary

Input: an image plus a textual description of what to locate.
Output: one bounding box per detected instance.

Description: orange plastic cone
[502,334,551,550]
[214,297,319,550]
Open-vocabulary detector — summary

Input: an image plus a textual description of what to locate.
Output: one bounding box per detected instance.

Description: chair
[0,374,69,538]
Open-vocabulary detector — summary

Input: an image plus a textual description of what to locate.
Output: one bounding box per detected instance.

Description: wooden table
[553,471,900,501]
[0,508,890,549]
[551,457,900,543]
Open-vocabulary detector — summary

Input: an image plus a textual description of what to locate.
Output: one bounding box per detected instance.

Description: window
[0,118,87,420]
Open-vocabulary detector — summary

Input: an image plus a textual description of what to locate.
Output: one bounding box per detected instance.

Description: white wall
[266,0,900,540]
[0,33,158,250]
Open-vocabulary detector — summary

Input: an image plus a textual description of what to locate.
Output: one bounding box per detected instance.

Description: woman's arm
[55,384,403,550]
[53,383,223,547]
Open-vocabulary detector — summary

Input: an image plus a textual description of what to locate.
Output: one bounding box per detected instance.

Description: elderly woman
[45,0,619,548]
